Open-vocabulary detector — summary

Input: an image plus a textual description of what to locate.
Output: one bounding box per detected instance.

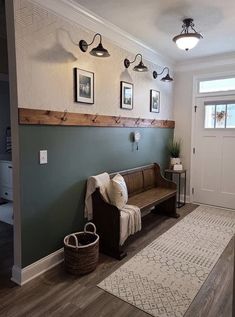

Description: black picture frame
[150,89,160,113]
[120,81,133,110]
[74,68,94,104]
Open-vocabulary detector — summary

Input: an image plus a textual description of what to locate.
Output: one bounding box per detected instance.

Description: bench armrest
[92,188,120,251]
[154,163,177,190]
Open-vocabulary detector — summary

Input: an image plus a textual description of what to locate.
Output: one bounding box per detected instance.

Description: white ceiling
[74,0,235,62]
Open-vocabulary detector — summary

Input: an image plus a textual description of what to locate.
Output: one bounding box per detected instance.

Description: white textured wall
[14,0,174,120]
[174,64,235,195]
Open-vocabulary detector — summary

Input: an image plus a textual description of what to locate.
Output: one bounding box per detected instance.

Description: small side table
[164,169,186,208]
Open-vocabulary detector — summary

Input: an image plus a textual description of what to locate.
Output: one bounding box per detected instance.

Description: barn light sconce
[153,67,173,82]
[173,18,203,51]
[124,53,148,72]
[79,33,110,57]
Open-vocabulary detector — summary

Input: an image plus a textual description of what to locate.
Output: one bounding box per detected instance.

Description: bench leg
[153,195,180,218]
[100,244,127,260]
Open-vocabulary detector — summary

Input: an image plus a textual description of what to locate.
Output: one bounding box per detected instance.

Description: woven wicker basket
[64,222,99,275]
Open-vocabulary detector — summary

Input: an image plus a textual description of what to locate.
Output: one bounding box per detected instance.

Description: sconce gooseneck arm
[129,53,143,64]
[155,67,169,76]
[154,67,170,76]
[86,33,102,47]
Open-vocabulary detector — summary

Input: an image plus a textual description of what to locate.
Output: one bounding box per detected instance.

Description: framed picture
[120,81,133,110]
[150,90,160,113]
[74,68,94,104]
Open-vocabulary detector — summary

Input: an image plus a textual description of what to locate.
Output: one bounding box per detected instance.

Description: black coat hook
[115,115,121,124]
[92,114,98,123]
[61,109,68,121]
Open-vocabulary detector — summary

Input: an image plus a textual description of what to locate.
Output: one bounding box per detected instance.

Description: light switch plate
[39,150,48,164]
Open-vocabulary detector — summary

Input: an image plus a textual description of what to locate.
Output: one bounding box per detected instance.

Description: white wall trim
[29,0,173,68]
[189,75,198,203]
[190,71,235,205]
[11,248,64,286]
[175,53,235,72]
[192,203,235,212]
[193,70,235,98]
[28,0,235,72]
[11,265,22,285]
[10,194,192,287]
[6,0,23,274]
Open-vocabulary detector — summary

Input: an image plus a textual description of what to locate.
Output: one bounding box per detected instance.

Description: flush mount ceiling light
[153,67,173,82]
[79,33,110,57]
[124,54,148,72]
[173,18,203,51]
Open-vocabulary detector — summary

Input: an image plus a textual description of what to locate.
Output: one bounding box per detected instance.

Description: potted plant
[168,139,181,168]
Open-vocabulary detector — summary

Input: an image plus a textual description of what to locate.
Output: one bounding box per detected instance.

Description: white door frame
[5,0,22,280]
[190,71,235,204]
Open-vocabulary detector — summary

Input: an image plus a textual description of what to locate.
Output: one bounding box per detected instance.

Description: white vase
[170,157,181,167]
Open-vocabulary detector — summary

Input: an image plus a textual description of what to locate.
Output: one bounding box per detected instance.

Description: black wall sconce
[79,33,110,57]
[153,67,173,82]
[124,53,148,72]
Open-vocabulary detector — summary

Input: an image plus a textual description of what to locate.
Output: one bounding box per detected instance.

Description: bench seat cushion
[127,187,176,212]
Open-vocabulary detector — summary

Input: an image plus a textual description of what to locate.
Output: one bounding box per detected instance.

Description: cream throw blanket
[85,172,110,220]
[120,204,141,246]
[85,172,141,245]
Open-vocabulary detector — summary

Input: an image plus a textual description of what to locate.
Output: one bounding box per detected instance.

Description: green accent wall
[19,125,173,267]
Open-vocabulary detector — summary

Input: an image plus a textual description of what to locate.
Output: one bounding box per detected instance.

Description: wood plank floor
[0,204,233,317]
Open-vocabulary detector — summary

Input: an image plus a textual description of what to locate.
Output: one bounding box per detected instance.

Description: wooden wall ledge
[19,108,175,129]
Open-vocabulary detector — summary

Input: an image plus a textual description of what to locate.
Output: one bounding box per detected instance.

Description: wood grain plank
[18,108,175,129]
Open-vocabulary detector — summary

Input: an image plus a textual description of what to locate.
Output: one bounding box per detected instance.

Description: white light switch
[39,150,48,164]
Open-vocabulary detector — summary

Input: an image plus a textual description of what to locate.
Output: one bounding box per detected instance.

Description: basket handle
[66,233,79,248]
[84,222,96,234]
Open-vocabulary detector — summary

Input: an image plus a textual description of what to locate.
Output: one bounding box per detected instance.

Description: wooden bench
[92,163,179,260]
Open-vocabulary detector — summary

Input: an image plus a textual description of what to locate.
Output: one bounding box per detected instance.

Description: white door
[193,96,235,209]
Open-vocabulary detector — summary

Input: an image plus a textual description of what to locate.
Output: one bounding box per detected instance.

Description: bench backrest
[110,163,158,197]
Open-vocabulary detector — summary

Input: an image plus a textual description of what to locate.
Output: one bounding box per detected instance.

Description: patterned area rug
[98,205,235,317]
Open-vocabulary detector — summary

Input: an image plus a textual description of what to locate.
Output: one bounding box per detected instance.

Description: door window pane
[204,102,235,129]
[226,104,235,128]
[215,104,226,128]
[205,105,215,128]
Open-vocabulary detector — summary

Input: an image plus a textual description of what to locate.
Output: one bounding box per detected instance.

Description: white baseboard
[11,195,192,286]
[194,203,235,212]
[11,248,64,286]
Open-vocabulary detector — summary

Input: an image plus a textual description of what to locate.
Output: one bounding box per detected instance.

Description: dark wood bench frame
[92,163,179,260]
